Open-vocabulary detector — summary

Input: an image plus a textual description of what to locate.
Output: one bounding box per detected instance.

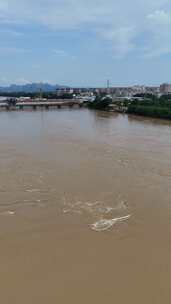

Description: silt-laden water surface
[0,109,171,303]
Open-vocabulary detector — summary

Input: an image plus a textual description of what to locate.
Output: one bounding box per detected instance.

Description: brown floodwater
[0,109,171,303]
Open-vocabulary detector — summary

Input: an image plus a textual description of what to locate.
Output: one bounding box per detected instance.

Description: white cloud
[0,29,23,36]
[0,76,31,86]
[53,49,68,56]
[0,46,28,54]
[99,26,136,57]
[148,10,171,26]
[53,49,76,60]
[0,76,9,85]
[143,9,171,58]
[0,0,171,57]
[13,77,31,85]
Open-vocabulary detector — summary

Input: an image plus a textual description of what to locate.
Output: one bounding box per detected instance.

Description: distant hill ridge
[0,83,67,93]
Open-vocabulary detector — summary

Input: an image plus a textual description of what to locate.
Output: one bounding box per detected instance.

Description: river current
[0,109,171,303]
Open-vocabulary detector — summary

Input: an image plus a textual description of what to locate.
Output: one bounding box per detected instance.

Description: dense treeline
[87,96,112,110]
[127,105,171,119]
[88,93,171,120]
[127,94,171,119]
[130,95,171,108]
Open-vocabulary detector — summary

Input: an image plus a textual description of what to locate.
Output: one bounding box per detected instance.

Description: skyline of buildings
[57,83,171,97]
[1,82,171,98]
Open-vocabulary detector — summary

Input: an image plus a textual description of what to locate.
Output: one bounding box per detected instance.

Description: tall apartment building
[160,83,171,94]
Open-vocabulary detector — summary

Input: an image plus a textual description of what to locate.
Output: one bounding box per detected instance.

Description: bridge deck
[0,99,84,109]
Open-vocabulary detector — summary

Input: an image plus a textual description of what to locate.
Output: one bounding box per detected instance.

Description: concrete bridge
[0,99,84,111]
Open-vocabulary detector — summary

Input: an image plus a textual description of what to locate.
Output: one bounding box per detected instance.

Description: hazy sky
[0,0,171,86]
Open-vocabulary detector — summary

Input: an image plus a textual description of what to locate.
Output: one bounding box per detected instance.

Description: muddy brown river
[0,109,171,303]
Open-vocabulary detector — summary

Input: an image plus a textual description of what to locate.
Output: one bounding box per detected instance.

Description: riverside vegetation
[88,94,171,120]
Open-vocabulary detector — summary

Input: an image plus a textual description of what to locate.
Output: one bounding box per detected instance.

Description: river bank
[88,94,171,121]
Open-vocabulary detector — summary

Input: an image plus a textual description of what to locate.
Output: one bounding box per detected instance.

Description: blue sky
[0,0,171,87]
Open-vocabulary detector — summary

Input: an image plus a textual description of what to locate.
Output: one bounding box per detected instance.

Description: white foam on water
[62,201,113,216]
[114,200,128,211]
[63,209,70,214]
[85,201,100,207]
[91,215,131,232]
[0,210,15,216]
[7,211,15,215]
[26,189,40,193]
[96,206,114,214]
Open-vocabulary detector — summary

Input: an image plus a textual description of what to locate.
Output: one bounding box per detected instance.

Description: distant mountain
[0,83,67,93]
